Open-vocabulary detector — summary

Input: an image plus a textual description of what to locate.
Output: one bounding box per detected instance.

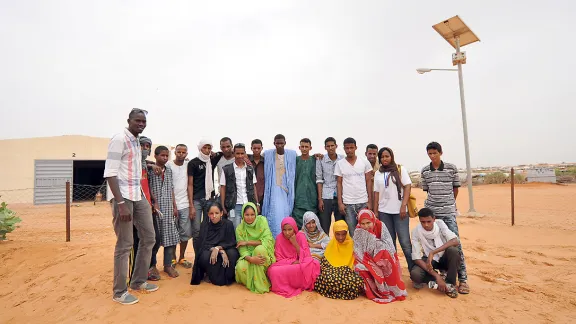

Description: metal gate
[34,160,73,205]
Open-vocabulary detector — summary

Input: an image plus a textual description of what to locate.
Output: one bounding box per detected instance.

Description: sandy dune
[1,184,575,323]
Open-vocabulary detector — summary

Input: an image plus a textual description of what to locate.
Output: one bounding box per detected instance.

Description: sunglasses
[131,108,148,115]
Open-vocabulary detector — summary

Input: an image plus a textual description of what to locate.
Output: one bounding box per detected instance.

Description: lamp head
[416,68,432,74]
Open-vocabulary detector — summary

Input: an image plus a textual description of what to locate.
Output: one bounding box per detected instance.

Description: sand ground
[1,184,575,324]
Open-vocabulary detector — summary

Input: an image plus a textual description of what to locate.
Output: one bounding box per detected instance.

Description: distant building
[526,168,557,183]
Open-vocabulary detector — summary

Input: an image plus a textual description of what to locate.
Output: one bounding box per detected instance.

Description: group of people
[104,108,470,305]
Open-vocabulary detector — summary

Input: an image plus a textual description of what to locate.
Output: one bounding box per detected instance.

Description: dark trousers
[319,198,343,233]
[410,246,461,285]
[163,245,176,267]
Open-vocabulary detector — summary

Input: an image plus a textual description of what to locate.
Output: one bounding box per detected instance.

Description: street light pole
[455,36,476,213]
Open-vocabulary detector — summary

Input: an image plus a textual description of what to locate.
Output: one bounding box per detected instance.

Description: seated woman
[301,212,330,260]
[191,201,239,286]
[314,220,364,300]
[267,217,320,298]
[235,202,276,294]
[353,209,407,304]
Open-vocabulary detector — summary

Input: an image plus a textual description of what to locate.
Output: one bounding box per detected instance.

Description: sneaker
[413,282,426,289]
[113,292,139,305]
[131,282,159,292]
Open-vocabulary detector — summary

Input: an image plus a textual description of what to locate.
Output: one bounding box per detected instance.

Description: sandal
[148,266,161,281]
[458,281,470,294]
[446,284,458,298]
[178,259,192,269]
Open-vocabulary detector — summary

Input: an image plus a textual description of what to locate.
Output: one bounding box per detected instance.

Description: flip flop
[458,281,470,294]
[446,285,458,298]
[178,259,192,269]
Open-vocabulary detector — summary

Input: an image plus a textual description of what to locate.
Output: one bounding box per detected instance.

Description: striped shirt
[420,161,460,218]
[104,128,143,201]
[315,154,344,200]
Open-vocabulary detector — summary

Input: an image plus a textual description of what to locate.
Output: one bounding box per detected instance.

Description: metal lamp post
[418,16,481,216]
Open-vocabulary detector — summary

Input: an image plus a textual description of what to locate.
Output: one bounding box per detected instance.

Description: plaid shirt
[149,167,180,247]
[315,154,344,200]
[104,128,142,201]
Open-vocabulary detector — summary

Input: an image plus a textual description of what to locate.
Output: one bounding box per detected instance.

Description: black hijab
[378,147,403,201]
[191,202,237,285]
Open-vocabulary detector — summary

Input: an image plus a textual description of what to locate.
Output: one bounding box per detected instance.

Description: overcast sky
[1,0,574,171]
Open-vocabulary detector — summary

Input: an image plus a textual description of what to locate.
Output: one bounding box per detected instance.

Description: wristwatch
[256,203,261,206]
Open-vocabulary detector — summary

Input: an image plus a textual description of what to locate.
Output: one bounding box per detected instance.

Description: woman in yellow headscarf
[314,220,364,300]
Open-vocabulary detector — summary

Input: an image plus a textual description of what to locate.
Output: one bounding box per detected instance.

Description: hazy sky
[1,0,574,171]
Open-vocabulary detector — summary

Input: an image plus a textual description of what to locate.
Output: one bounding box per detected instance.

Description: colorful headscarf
[356,209,384,239]
[236,202,276,264]
[324,220,354,268]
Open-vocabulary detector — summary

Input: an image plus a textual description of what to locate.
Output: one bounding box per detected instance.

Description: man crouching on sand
[104,108,159,305]
[409,208,461,298]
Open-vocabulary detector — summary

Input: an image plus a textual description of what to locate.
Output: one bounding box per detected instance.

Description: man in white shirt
[410,207,461,298]
[167,144,192,269]
[219,143,259,228]
[104,108,158,305]
[334,137,373,236]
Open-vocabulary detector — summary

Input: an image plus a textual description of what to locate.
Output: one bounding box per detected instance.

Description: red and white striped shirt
[104,128,143,201]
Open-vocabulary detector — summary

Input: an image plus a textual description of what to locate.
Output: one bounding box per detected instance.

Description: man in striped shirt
[420,141,470,295]
[104,108,159,305]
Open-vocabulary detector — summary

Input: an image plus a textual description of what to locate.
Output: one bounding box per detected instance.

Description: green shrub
[0,202,21,240]
[484,172,507,184]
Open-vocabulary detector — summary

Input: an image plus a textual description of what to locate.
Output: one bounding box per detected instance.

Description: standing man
[262,134,297,237]
[187,139,218,241]
[249,139,265,204]
[167,144,192,269]
[315,137,344,234]
[214,137,235,189]
[292,138,318,228]
[129,136,161,283]
[420,141,469,295]
[104,108,158,305]
[219,143,259,228]
[334,137,373,236]
[365,144,379,175]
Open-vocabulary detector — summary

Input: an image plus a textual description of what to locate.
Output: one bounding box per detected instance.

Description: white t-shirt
[167,160,189,210]
[334,157,372,204]
[219,162,257,205]
[374,166,412,214]
[216,156,235,189]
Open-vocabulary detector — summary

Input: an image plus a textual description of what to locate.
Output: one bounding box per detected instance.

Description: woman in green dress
[235,202,276,293]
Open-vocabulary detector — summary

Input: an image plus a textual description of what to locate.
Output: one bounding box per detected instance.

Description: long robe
[292,156,318,228]
[235,202,276,294]
[191,218,239,286]
[262,149,296,237]
[267,217,320,298]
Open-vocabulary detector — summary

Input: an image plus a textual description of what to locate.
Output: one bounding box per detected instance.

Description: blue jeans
[379,212,414,271]
[229,204,243,229]
[344,203,368,236]
[177,208,191,242]
[439,215,468,282]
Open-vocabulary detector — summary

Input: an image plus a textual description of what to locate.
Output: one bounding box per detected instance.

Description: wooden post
[511,168,515,226]
[66,180,71,242]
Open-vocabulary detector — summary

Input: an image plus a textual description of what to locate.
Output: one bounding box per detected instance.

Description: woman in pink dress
[267,217,320,298]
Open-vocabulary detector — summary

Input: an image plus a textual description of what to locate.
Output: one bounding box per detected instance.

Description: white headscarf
[416,219,446,262]
[197,138,214,200]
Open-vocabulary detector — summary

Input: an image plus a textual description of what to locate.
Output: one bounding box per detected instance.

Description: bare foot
[164,266,179,278]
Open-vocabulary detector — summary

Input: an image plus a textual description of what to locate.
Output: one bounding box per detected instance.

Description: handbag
[398,165,419,218]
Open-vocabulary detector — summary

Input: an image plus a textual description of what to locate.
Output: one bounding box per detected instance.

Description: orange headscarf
[324,220,354,268]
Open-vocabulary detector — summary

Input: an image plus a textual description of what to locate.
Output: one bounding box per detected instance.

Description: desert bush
[514,174,526,184]
[0,202,22,240]
[484,172,507,184]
